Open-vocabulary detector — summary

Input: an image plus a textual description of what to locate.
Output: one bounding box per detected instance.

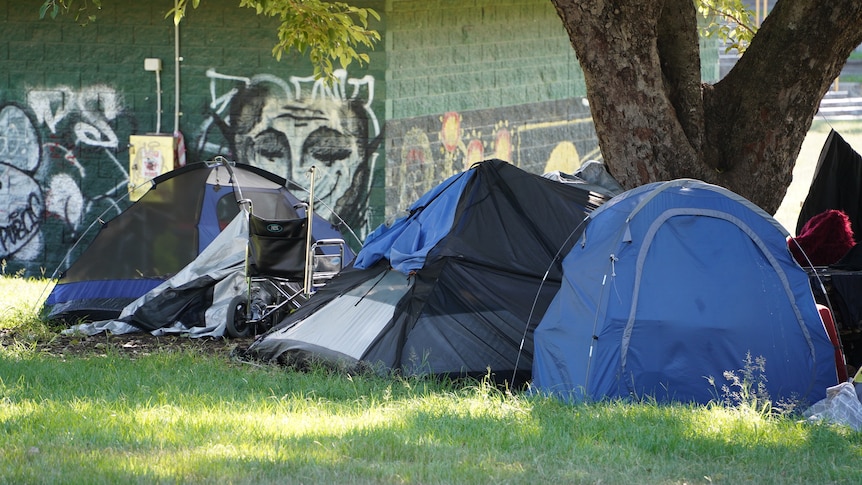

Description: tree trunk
[551,0,862,214]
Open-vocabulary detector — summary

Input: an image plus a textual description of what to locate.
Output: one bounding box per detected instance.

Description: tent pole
[304,166,316,296]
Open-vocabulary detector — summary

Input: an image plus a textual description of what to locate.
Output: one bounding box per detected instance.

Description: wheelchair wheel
[226,295,252,338]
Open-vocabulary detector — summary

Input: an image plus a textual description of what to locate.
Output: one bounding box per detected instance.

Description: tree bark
[551,0,862,214]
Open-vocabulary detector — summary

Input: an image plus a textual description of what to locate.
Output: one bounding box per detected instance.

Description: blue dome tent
[532,179,839,405]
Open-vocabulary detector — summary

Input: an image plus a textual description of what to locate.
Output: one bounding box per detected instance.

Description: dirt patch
[2,328,257,360]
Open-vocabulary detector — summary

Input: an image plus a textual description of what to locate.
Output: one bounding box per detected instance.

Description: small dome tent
[45,160,352,323]
[532,179,839,405]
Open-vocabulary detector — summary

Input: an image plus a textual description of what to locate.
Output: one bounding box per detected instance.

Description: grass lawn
[2,276,862,484]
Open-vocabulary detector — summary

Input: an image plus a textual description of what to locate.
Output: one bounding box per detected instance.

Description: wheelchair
[225,199,346,338]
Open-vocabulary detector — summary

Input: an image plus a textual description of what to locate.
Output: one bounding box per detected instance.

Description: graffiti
[395,128,435,212]
[45,172,85,233]
[387,99,601,218]
[439,115,514,176]
[0,105,45,261]
[0,175,43,260]
[195,68,382,238]
[27,85,124,148]
[494,121,513,163]
[0,71,599,277]
[0,85,133,275]
[1,67,384,275]
[0,191,42,256]
[0,104,41,171]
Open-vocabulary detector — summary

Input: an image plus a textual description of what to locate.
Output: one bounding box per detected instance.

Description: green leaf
[41,0,380,81]
[695,0,757,54]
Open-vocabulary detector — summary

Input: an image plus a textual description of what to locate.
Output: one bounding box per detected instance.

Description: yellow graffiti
[544,141,581,174]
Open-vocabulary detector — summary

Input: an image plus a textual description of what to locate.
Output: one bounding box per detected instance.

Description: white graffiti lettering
[27,85,122,148]
[205,68,379,139]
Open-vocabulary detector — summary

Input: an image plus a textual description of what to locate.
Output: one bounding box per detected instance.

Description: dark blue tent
[533,179,839,405]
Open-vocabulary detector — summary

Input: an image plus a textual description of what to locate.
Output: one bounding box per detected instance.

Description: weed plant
[707,351,795,418]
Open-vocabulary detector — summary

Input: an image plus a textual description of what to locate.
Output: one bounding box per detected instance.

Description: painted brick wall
[382,1,720,220]
[0,0,719,277]
[385,99,598,216]
[1,2,175,277]
[167,0,387,242]
[0,0,385,276]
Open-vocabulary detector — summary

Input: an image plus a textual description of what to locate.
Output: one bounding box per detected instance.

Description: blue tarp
[354,169,474,274]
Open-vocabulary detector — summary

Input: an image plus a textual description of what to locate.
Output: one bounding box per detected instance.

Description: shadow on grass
[2,353,862,484]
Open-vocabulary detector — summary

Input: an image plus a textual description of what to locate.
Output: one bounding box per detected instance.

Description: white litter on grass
[803,382,862,431]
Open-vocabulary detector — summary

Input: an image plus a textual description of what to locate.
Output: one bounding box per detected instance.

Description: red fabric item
[817,304,848,383]
[789,209,856,266]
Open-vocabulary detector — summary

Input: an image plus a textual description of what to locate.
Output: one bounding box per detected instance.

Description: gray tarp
[543,160,624,198]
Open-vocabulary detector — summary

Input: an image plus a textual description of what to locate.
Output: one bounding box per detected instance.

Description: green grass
[0,270,57,347]
[2,352,862,485]
[3,276,862,484]
[839,74,862,84]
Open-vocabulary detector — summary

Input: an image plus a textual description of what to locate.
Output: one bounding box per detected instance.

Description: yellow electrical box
[129,134,175,201]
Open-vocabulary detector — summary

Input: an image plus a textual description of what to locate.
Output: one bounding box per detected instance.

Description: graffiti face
[198,71,381,238]
[232,93,362,207]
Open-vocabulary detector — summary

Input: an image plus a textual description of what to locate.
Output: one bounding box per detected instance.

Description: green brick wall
[385,0,585,119]
[382,1,597,218]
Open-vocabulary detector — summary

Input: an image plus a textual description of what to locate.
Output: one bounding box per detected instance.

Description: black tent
[797,129,862,241]
[244,159,610,381]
